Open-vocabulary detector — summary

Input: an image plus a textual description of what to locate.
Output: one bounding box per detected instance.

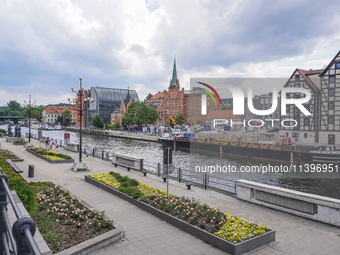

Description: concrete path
[1,137,340,255]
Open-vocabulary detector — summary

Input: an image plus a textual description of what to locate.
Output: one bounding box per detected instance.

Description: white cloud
[0,0,340,108]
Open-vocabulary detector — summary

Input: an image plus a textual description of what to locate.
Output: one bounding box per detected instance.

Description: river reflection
[3,125,340,199]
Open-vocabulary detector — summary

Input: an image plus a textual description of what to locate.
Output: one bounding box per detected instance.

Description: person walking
[105,147,109,161]
[85,145,90,159]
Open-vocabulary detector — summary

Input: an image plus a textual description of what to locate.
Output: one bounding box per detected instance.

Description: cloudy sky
[0,0,340,106]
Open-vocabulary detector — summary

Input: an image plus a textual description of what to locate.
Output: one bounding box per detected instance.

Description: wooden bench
[5,159,23,173]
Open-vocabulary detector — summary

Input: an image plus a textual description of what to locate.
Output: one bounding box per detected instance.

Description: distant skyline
[1,0,340,106]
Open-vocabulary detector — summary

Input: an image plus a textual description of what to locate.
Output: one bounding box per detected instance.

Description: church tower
[169,58,180,88]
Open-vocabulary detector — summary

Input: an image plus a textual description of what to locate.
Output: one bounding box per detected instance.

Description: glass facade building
[88,87,139,124]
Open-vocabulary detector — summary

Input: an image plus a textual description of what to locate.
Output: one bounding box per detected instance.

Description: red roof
[45,106,76,115]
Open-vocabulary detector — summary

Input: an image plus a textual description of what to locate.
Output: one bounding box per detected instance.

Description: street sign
[162,164,175,175]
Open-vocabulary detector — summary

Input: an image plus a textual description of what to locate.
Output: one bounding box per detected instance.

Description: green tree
[122,101,140,127]
[64,109,71,119]
[106,123,120,130]
[92,114,104,128]
[122,101,159,127]
[175,113,186,125]
[145,93,153,101]
[134,102,159,126]
[0,109,9,116]
[22,106,44,121]
[7,100,22,112]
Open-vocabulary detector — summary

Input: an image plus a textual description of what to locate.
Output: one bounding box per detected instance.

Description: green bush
[0,155,35,210]
[13,140,25,144]
[106,123,120,130]
[107,172,142,197]
[0,129,6,134]
[128,178,139,186]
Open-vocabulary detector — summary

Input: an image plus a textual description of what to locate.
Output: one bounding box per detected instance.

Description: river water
[3,125,340,199]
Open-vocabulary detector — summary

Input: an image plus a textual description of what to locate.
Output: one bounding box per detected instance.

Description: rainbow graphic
[197,82,223,107]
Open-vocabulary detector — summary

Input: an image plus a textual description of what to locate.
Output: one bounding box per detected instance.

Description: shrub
[13,140,25,144]
[0,154,35,210]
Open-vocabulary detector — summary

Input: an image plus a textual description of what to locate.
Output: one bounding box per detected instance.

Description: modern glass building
[88,87,139,124]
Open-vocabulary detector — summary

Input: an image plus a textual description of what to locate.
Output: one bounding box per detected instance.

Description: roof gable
[320,50,340,76]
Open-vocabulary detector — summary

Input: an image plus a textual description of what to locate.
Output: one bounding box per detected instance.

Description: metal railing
[142,160,237,194]
[0,171,41,255]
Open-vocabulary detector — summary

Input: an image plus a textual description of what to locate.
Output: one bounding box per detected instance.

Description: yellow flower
[89,173,120,189]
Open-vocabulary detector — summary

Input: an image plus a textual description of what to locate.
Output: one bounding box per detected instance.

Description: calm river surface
[4,125,340,199]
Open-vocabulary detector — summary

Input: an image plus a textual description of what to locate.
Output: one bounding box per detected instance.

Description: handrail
[0,171,41,255]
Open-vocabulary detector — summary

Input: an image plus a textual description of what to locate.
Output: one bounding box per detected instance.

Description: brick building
[147,58,239,126]
[147,59,186,125]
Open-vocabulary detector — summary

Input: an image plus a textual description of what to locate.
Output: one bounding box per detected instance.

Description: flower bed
[26,147,74,164]
[86,172,275,255]
[31,182,115,253]
[0,149,23,162]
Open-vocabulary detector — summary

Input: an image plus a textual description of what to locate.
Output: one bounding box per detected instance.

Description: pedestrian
[105,147,109,161]
[85,145,90,159]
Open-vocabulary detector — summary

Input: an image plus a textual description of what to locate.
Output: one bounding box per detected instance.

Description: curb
[54,228,125,255]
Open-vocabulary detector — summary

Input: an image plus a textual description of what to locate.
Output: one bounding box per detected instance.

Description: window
[329,116,334,124]
[329,75,335,83]
[329,101,335,110]
[329,88,335,96]
[295,75,300,80]
[304,133,308,138]
[295,83,300,88]
[179,99,181,106]
[336,62,340,69]
[304,117,310,126]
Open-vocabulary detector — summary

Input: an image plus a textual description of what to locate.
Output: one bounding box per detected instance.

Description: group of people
[45,138,59,151]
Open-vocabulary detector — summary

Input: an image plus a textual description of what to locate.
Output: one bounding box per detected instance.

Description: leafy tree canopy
[7,100,22,112]
[92,114,104,128]
[122,101,159,127]
[175,112,186,125]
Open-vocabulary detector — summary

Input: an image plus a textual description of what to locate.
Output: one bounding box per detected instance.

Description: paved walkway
[1,137,340,255]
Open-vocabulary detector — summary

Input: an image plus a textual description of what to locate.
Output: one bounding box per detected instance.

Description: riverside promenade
[1,137,340,255]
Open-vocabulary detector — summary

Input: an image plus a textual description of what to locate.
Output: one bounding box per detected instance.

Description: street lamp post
[69,78,93,171]
[24,95,36,143]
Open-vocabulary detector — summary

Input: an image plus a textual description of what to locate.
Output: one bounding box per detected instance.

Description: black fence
[0,172,41,255]
[143,160,237,194]
[80,147,237,194]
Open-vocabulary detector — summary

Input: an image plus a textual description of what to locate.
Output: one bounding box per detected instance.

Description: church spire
[170,57,179,86]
